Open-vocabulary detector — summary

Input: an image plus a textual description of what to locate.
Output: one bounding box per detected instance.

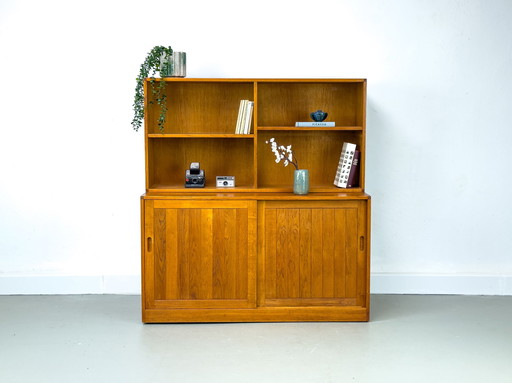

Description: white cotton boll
[286,145,292,152]
[284,160,289,166]
[288,153,293,162]
[270,138,275,142]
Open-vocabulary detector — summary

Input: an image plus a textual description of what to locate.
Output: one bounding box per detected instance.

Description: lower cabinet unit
[142,196,370,322]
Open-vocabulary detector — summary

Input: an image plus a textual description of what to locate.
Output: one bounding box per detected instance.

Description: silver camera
[216,176,235,188]
[185,162,205,188]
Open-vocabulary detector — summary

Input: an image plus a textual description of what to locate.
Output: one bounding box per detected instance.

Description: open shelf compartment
[257,80,365,128]
[257,130,364,190]
[146,80,255,134]
[147,137,255,190]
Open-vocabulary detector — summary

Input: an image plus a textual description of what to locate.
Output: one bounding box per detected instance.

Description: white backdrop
[1,0,511,294]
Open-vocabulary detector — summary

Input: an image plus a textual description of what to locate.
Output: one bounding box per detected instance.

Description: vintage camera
[185,162,205,188]
[216,176,235,188]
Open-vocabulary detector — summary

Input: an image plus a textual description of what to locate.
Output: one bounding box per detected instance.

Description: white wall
[1,0,511,295]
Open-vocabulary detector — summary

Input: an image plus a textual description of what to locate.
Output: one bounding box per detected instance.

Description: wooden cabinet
[141,79,371,322]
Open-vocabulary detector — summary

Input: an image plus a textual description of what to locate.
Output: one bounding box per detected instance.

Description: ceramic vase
[293,169,309,195]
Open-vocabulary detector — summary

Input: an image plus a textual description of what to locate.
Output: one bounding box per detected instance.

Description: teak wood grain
[144,79,366,192]
[261,201,367,307]
[141,79,370,322]
[143,200,257,310]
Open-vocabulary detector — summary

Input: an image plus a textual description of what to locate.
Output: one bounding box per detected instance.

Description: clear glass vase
[293,169,309,195]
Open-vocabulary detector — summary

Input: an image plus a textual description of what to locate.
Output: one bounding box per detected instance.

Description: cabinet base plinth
[142,307,369,323]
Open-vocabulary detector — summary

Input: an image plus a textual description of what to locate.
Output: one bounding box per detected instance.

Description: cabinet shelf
[148,134,254,138]
[147,185,363,194]
[257,126,363,131]
[148,187,258,193]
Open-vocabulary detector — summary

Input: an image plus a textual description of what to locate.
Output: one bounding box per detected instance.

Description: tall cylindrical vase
[161,52,186,77]
[293,169,309,195]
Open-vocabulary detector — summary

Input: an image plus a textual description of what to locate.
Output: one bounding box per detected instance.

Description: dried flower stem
[265,138,299,170]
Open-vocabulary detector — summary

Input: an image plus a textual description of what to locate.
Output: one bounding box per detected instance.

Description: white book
[334,142,357,188]
[235,100,245,134]
[295,121,335,127]
[243,101,254,134]
[238,100,249,134]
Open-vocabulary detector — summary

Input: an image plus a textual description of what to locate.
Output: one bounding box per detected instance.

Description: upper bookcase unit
[144,78,366,193]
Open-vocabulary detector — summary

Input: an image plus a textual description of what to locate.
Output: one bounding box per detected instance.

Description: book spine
[244,101,254,134]
[347,150,360,188]
[235,100,245,134]
[235,100,249,134]
[334,142,356,188]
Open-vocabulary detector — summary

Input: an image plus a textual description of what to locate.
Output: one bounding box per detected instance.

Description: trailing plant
[132,46,173,132]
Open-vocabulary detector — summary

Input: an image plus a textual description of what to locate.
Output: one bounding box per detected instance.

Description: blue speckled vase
[293,169,309,195]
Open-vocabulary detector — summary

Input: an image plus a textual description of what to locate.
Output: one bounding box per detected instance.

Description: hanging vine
[132,46,173,132]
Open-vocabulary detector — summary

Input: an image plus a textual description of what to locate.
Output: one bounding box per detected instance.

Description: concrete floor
[0,295,511,383]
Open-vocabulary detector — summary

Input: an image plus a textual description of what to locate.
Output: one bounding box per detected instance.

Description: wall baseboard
[0,273,511,295]
[0,275,140,295]
[371,273,512,295]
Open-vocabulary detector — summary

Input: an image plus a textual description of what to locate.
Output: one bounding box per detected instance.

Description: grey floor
[1,295,511,383]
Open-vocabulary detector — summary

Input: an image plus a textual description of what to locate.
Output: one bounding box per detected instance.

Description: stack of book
[235,100,254,134]
[334,142,360,188]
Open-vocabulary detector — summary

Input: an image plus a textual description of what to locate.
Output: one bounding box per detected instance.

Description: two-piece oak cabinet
[141,79,371,322]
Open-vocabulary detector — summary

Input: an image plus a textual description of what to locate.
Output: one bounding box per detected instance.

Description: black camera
[185,162,205,188]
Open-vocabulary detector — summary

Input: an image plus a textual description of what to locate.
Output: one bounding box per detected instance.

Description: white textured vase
[162,52,186,77]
